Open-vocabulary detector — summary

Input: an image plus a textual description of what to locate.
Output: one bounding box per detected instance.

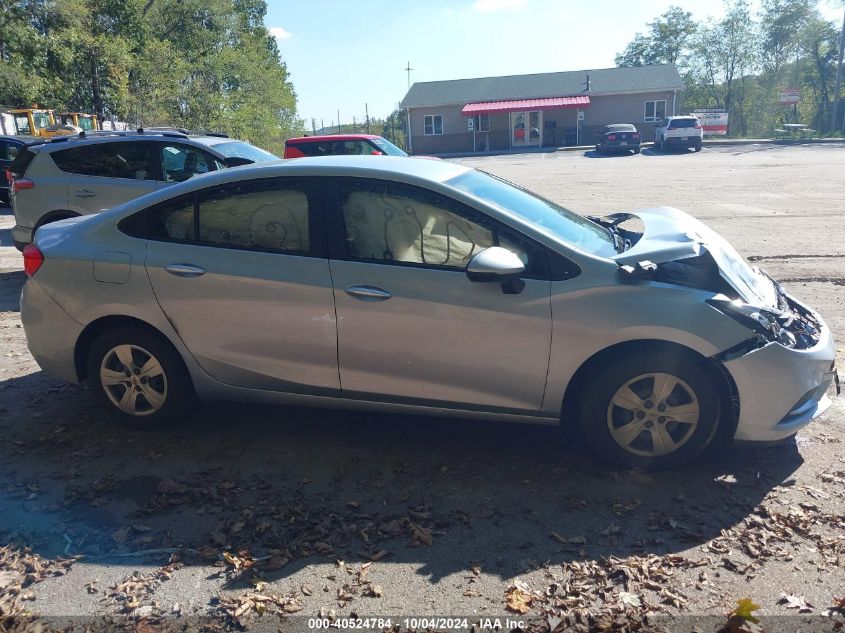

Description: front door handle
[165,263,206,277]
[74,189,96,198]
[345,285,392,301]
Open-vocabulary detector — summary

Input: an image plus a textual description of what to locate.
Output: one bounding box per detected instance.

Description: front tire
[87,327,193,429]
[577,349,721,469]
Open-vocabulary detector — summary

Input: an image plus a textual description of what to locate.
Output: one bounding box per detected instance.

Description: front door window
[511,111,542,147]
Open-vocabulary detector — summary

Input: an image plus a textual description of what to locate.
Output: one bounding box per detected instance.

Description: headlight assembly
[707,298,796,348]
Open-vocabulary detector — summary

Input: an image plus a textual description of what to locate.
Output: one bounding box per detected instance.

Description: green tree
[687,0,759,134]
[615,6,697,68]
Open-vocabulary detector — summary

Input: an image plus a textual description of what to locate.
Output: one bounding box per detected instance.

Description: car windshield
[211,141,278,163]
[446,170,616,257]
[370,137,408,156]
[607,124,636,133]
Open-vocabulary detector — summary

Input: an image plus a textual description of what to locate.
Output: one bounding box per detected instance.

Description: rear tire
[694,143,702,152]
[633,147,641,154]
[577,349,721,469]
[87,326,193,429]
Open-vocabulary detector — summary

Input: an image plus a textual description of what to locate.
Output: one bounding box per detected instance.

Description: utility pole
[337,110,340,134]
[834,6,845,132]
[365,103,370,134]
[405,62,413,89]
[311,118,316,135]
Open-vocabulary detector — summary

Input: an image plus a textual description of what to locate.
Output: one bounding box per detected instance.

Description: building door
[511,111,542,148]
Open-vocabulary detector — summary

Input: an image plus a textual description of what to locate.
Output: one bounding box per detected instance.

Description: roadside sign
[779,88,800,104]
[467,117,474,131]
[691,109,728,135]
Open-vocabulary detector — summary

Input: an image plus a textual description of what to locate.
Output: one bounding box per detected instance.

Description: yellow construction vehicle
[41,112,101,138]
[5,108,56,136]
[58,112,99,131]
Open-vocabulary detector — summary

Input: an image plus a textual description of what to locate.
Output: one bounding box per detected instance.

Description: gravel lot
[0,142,843,631]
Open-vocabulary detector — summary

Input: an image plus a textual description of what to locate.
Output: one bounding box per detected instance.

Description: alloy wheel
[99,344,168,416]
[606,372,700,457]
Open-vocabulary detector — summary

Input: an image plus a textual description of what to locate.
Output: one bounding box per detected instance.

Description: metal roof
[401,64,684,109]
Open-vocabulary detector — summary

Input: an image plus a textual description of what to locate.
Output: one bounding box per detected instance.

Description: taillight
[12,178,34,193]
[607,134,617,140]
[370,150,383,155]
[632,133,640,139]
[4,169,13,184]
[23,244,44,277]
[667,126,677,131]
[693,124,702,129]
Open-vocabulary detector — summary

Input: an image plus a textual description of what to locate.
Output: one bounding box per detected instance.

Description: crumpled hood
[610,207,778,307]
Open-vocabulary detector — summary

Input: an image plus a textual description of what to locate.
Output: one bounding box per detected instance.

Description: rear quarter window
[9,146,37,176]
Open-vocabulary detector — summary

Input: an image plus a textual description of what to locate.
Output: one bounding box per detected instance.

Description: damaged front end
[594,207,822,351]
[592,206,837,442]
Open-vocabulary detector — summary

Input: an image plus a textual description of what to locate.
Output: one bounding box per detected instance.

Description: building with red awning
[400,64,684,155]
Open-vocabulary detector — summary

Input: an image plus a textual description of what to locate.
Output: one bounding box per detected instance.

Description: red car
[284,134,408,159]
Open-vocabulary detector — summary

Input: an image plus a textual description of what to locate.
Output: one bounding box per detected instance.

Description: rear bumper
[723,304,837,442]
[21,278,84,384]
[662,136,702,147]
[602,141,640,151]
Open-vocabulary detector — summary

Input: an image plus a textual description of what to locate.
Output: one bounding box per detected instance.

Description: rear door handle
[165,264,206,277]
[345,285,392,301]
[74,189,96,198]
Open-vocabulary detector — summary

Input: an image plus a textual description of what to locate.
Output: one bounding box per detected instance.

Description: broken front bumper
[722,303,837,442]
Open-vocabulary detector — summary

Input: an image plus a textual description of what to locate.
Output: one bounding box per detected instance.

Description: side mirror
[223,156,254,168]
[466,246,526,294]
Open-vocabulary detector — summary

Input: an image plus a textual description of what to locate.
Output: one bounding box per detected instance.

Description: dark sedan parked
[0,134,37,204]
[595,124,641,155]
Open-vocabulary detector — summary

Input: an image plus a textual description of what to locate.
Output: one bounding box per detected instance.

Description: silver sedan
[20,156,837,468]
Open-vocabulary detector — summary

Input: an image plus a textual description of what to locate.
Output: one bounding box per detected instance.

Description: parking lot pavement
[0,206,18,271]
[1,144,844,629]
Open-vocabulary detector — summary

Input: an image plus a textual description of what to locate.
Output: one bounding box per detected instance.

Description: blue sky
[265,0,844,128]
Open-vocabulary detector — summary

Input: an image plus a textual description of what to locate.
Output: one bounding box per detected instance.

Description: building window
[424,114,443,135]
[644,100,667,123]
[474,114,490,132]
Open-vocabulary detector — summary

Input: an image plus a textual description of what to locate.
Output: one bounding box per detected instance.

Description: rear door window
[52,142,154,180]
[198,179,311,253]
[159,143,221,182]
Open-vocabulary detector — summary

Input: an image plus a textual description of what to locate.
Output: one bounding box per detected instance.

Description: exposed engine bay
[590,212,821,351]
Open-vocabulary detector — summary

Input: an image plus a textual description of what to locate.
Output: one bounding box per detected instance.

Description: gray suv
[9,130,277,250]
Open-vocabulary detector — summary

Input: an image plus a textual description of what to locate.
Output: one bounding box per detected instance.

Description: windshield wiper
[589,215,628,253]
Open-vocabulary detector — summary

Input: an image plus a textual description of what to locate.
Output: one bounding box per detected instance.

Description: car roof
[669,115,698,119]
[287,134,381,143]
[33,132,229,151]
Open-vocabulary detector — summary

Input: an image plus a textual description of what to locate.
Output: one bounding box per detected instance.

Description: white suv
[654,116,703,153]
[8,130,277,250]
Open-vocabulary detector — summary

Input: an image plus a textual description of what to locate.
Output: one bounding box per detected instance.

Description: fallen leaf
[778,593,813,612]
[730,598,761,623]
[619,591,641,607]
[505,583,534,614]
